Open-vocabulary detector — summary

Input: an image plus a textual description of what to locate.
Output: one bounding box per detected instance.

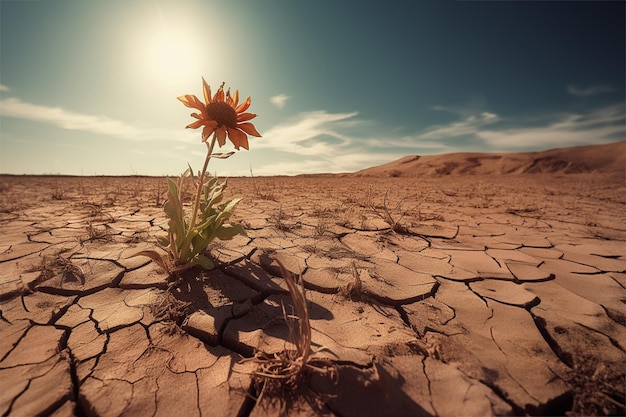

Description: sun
[125,6,205,86]
[146,28,199,82]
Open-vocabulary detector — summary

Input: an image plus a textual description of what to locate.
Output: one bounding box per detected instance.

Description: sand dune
[353,141,626,177]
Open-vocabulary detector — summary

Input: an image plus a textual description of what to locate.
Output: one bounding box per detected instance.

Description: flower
[177,79,261,150]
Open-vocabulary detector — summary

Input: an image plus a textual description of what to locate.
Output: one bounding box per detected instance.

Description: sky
[0,0,624,176]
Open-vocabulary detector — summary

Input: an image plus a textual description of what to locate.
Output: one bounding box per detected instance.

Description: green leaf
[156,235,170,247]
[166,177,179,201]
[211,152,235,159]
[216,223,246,240]
[195,214,219,232]
[193,254,215,270]
[214,198,241,225]
[163,176,190,261]
[160,170,244,269]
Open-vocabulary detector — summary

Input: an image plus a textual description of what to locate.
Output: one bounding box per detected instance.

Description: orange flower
[177,79,261,150]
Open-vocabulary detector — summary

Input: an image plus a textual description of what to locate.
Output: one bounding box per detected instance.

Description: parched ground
[0,173,625,417]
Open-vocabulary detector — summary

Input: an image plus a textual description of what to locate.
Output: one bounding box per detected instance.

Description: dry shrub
[149,290,192,324]
[338,261,365,301]
[250,167,277,201]
[51,184,65,200]
[271,206,297,232]
[83,222,111,242]
[28,255,85,291]
[243,258,336,415]
[365,187,412,234]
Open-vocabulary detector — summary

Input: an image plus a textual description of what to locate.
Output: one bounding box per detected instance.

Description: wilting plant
[138,79,261,277]
[243,259,336,412]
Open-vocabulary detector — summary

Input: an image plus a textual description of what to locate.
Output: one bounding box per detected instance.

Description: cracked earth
[1,174,624,416]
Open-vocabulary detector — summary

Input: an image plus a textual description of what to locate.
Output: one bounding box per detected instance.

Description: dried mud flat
[1,173,625,417]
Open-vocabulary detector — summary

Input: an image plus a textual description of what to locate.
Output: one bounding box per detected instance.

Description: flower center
[206,102,237,128]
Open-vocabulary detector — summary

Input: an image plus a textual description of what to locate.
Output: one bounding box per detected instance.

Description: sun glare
[146,29,198,82]
[126,6,205,87]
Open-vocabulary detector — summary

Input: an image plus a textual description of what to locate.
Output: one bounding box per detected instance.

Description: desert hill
[353,141,626,177]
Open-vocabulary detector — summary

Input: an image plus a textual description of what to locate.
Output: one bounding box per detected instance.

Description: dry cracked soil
[0,173,625,417]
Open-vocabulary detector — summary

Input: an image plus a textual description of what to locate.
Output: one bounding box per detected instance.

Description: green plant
[146,168,244,273]
[137,79,260,277]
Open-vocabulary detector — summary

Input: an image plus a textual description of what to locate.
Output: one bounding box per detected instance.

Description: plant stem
[181,132,217,261]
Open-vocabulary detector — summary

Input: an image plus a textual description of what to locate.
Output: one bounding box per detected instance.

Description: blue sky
[1,0,624,176]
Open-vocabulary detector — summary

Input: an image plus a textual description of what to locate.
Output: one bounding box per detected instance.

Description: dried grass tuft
[365,187,412,234]
[338,261,365,301]
[243,258,337,415]
[28,255,85,291]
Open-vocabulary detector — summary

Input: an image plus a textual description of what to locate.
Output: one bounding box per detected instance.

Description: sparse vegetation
[151,183,166,207]
[83,221,111,242]
[311,201,331,237]
[338,261,365,300]
[51,184,65,200]
[244,258,336,414]
[365,186,412,234]
[271,206,296,232]
[28,255,85,291]
[250,167,278,201]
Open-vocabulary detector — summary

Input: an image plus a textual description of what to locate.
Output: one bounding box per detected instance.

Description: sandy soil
[0,172,624,417]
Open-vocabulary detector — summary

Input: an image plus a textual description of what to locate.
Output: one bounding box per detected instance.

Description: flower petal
[201,121,218,141]
[237,112,257,122]
[237,122,262,137]
[186,120,205,129]
[216,126,227,147]
[239,135,250,150]
[213,83,225,102]
[202,78,212,104]
[177,94,204,111]
[231,90,239,108]
[226,88,233,107]
[236,97,251,113]
[227,127,249,150]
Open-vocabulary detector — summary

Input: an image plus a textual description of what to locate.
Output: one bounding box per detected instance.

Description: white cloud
[417,112,499,140]
[365,137,455,154]
[567,84,615,97]
[249,110,410,174]
[270,94,289,109]
[257,110,359,155]
[251,152,405,176]
[0,85,9,92]
[0,97,190,142]
[411,104,625,151]
[477,104,625,149]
